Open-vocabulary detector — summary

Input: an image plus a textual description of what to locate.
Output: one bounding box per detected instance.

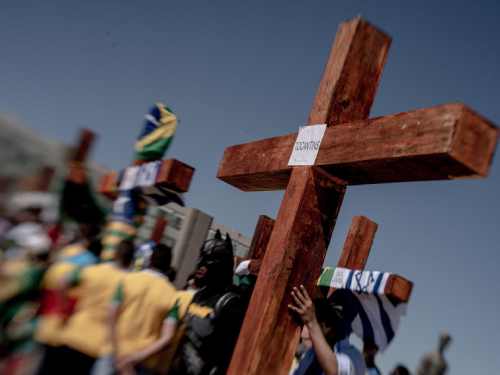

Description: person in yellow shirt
[51,239,135,375]
[34,234,101,375]
[92,244,179,375]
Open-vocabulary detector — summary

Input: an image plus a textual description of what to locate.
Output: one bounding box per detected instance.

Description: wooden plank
[228,168,346,375]
[97,171,120,200]
[234,257,263,276]
[68,129,96,184]
[247,215,275,260]
[385,274,413,303]
[228,17,390,375]
[308,17,391,126]
[150,218,168,244]
[19,166,55,192]
[98,158,195,198]
[71,129,96,163]
[218,103,499,191]
[156,159,195,193]
[337,216,378,270]
[235,214,413,304]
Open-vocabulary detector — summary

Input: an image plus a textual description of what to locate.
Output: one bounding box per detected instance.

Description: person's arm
[108,282,124,357]
[116,320,177,371]
[115,300,179,372]
[289,285,339,375]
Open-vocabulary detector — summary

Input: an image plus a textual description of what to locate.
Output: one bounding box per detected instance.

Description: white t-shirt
[290,337,366,375]
[334,338,366,375]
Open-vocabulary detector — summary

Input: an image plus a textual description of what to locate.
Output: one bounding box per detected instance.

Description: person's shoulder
[336,340,366,375]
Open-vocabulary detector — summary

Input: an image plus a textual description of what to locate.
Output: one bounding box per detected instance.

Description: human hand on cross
[289,285,318,328]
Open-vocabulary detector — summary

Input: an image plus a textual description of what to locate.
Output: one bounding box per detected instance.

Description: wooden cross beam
[220,18,495,375]
[98,158,194,200]
[328,215,412,303]
[231,215,412,373]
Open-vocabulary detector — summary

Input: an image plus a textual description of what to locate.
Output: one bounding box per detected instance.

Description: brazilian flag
[135,104,178,160]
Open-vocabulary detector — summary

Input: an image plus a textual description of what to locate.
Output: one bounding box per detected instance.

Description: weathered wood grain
[227,17,392,375]
[218,103,499,191]
[337,215,378,270]
[228,167,346,375]
[234,257,263,276]
[247,215,275,260]
[308,18,391,126]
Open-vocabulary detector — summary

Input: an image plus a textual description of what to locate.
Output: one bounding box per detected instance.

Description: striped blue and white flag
[316,267,407,352]
[118,160,185,207]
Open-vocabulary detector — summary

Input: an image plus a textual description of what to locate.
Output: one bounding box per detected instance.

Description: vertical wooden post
[247,215,275,260]
[227,19,391,375]
[337,215,378,270]
[150,217,168,244]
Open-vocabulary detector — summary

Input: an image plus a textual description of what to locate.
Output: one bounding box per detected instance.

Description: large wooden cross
[217,18,498,375]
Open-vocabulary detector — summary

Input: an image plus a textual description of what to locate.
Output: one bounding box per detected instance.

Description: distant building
[138,204,251,288]
[0,112,251,288]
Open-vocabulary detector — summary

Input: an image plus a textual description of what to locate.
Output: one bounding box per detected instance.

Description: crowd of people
[0,205,417,375]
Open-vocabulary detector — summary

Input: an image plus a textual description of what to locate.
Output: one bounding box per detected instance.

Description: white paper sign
[288,124,327,166]
[330,267,349,289]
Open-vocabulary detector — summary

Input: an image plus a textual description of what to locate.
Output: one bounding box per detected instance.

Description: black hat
[315,289,358,336]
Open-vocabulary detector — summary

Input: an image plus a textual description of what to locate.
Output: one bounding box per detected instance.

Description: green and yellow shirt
[59,262,128,358]
[101,268,179,369]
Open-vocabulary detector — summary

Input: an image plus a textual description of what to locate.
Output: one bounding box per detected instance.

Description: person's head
[296,325,313,358]
[390,365,410,375]
[315,289,358,343]
[15,207,41,224]
[301,325,313,349]
[88,238,103,258]
[438,332,452,354]
[166,267,176,282]
[114,239,135,268]
[23,233,52,263]
[195,230,234,289]
[363,337,379,366]
[150,244,172,273]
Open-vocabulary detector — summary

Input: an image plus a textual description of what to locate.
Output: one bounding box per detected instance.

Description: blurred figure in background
[291,326,314,371]
[416,332,451,375]
[93,244,178,375]
[363,338,381,375]
[391,364,411,375]
[34,229,101,375]
[170,231,251,375]
[0,233,52,375]
[52,240,135,375]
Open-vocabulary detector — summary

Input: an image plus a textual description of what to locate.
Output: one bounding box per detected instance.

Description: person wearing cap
[289,285,366,375]
[92,244,179,375]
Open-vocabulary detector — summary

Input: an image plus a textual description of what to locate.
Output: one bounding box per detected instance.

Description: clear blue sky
[1,1,499,373]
